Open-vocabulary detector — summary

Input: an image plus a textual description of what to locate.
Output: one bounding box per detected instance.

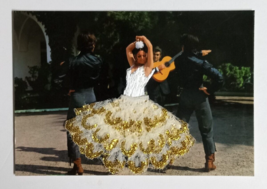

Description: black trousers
[177,89,216,156]
[66,87,96,160]
[148,86,166,107]
[147,80,169,107]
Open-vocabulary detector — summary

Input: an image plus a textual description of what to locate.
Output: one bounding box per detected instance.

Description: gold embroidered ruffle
[65,95,195,174]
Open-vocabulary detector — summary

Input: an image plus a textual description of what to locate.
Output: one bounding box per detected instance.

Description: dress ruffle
[65,95,195,174]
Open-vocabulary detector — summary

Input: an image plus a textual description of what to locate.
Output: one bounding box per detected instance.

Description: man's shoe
[204,153,216,172]
[67,158,84,175]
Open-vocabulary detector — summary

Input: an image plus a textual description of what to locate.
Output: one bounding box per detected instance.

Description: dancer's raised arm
[126,42,136,67]
[136,36,153,75]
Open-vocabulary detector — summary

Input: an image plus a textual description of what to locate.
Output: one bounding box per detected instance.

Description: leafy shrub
[204,63,253,92]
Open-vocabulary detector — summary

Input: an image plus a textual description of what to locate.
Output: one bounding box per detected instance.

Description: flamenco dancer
[65,36,195,174]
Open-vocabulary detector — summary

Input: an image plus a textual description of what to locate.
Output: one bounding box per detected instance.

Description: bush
[14,64,70,110]
[14,77,29,109]
[204,63,253,92]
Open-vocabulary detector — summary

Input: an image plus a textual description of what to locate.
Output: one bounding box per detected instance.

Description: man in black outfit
[146,46,170,107]
[175,34,224,172]
[65,31,103,175]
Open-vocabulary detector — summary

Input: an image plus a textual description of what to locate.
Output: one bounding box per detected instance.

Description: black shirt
[175,51,224,94]
[68,52,103,90]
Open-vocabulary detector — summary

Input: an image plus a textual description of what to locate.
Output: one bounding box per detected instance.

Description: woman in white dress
[65,36,195,174]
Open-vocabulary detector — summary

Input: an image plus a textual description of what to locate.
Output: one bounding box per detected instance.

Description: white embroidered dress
[65,66,195,174]
[123,66,154,97]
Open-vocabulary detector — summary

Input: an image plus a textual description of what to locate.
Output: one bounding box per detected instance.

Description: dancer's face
[135,50,147,64]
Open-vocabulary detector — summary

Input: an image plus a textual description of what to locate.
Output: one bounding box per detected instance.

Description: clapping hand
[199,87,210,95]
[201,50,212,56]
[68,90,75,96]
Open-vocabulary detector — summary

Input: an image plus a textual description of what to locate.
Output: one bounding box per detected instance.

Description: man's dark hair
[77,31,97,52]
[153,46,162,54]
[180,34,199,52]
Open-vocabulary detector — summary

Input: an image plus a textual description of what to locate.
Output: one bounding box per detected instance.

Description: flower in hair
[135,41,144,49]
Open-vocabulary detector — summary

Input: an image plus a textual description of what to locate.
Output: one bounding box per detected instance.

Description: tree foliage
[15,11,253,109]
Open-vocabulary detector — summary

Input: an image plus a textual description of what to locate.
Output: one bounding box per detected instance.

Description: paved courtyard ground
[14,96,253,176]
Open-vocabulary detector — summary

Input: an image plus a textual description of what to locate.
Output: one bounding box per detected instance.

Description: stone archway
[23,12,52,63]
[13,11,51,80]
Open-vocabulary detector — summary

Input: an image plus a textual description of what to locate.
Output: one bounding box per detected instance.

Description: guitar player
[146,44,212,107]
[146,46,170,107]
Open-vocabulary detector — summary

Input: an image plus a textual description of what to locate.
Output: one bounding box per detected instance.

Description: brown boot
[204,153,216,172]
[67,158,84,175]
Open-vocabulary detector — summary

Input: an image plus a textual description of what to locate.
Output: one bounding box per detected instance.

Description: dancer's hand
[199,87,210,95]
[136,36,146,41]
[201,50,212,56]
[68,90,75,96]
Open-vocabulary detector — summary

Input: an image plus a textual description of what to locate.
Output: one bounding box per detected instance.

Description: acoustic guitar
[152,52,182,82]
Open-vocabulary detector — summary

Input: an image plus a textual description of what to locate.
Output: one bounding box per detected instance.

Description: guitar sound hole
[165,62,170,67]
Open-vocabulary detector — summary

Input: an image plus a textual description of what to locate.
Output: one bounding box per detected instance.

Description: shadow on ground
[16,146,103,165]
[15,164,109,175]
[15,146,206,175]
[147,165,205,173]
[15,146,108,175]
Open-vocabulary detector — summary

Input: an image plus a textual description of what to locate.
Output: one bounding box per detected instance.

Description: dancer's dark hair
[132,43,148,55]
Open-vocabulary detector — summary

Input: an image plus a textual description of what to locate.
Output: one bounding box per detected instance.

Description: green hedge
[204,63,253,92]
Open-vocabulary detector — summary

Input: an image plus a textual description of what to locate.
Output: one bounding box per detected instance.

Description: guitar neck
[161,51,183,67]
[153,52,182,69]
[168,51,182,64]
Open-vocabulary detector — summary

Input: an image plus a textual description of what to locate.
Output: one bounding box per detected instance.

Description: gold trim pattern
[83,143,103,159]
[143,108,168,132]
[154,134,166,153]
[139,139,155,154]
[66,119,83,134]
[104,139,119,151]
[121,141,138,157]
[77,105,106,130]
[91,107,106,114]
[104,107,169,134]
[104,111,143,134]
[150,153,170,169]
[74,103,96,116]
[139,134,166,154]
[169,135,195,157]
[166,128,181,141]
[92,128,110,143]
[82,114,98,130]
[72,133,88,146]
[103,155,125,174]
[128,160,149,174]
